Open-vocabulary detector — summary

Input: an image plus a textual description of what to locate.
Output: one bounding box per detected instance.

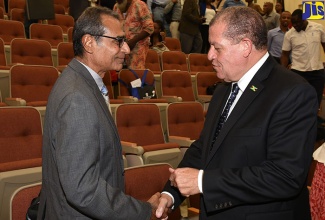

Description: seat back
[103,70,116,100]
[145,49,161,73]
[10,38,53,65]
[8,0,25,13]
[53,0,69,14]
[0,6,4,19]
[0,107,42,171]
[0,38,7,66]
[161,51,188,71]
[115,103,165,146]
[9,8,24,22]
[30,23,64,48]
[161,70,195,101]
[10,182,41,220]
[67,27,73,42]
[57,41,73,66]
[118,69,155,97]
[47,14,74,34]
[124,163,181,220]
[0,20,25,45]
[164,37,181,51]
[9,65,59,106]
[195,72,221,96]
[188,53,214,74]
[54,3,65,14]
[167,102,204,140]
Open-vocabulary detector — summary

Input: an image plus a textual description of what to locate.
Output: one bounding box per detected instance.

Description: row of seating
[0,102,203,219]
[9,163,197,220]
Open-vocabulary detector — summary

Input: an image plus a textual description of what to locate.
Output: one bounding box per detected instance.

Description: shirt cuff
[198,169,204,193]
[161,191,175,209]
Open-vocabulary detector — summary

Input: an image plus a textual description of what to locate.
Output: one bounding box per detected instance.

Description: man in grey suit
[38,6,161,219]
[156,6,317,220]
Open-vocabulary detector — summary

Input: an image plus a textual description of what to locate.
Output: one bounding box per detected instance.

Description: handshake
[147,167,200,220]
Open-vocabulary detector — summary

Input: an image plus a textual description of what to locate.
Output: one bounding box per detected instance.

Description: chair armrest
[161,96,182,103]
[121,141,144,155]
[197,95,212,103]
[5,97,27,106]
[117,96,138,103]
[168,136,194,147]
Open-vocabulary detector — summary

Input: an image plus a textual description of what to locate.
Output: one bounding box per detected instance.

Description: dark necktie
[210,83,239,150]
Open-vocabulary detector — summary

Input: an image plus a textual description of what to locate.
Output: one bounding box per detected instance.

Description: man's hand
[169,167,200,196]
[148,192,161,220]
[156,193,173,219]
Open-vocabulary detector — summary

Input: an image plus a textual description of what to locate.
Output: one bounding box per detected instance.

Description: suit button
[215,204,219,209]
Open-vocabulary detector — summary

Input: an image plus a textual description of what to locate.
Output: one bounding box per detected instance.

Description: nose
[121,42,130,54]
[207,46,214,61]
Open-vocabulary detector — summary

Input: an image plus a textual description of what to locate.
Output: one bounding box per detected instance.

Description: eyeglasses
[92,35,126,48]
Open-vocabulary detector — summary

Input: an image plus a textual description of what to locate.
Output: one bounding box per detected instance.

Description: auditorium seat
[124,163,182,220]
[29,23,64,49]
[115,103,182,168]
[164,37,181,51]
[7,0,25,17]
[10,182,41,220]
[0,19,25,45]
[145,49,161,75]
[194,72,222,108]
[47,14,74,34]
[56,41,73,72]
[9,8,24,22]
[187,53,214,75]
[5,64,59,107]
[0,107,42,220]
[166,102,205,155]
[161,50,188,71]
[160,70,195,102]
[10,38,53,65]
[0,38,10,70]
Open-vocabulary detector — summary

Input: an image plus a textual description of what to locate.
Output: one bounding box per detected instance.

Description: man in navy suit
[156,6,318,220]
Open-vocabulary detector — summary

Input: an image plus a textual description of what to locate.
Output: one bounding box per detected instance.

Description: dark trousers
[200,24,209,54]
[291,69,325,107]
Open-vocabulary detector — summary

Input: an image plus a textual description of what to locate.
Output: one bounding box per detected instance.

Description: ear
[241,38,253,58]
[82,34,95,54]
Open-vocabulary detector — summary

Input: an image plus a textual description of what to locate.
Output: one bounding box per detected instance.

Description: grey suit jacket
[38,59,151,219]
[164,56,318,220]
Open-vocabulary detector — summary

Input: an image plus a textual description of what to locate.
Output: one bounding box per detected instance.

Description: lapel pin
[250,85,258,92]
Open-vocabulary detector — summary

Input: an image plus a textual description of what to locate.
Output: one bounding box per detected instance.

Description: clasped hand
[149,167,200,219]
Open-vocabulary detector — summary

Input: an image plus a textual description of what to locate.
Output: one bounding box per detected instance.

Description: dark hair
[73,6,120,57]
[292,9,303,19]
[154,20,164,31]
[210,6,267,50]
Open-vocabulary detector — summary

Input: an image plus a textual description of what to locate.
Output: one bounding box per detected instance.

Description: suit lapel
[68,59,120,139]
[205,56,276,165]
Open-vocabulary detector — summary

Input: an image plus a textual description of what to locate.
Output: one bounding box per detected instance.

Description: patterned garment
[114,0,154,69]
[310,162,325,220]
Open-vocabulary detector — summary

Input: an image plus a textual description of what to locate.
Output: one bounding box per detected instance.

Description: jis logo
[302,1,325,20]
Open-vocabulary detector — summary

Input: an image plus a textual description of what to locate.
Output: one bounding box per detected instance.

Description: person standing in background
[38,7,161,219]
[267,11,291,63]
[69,0,90,21]
[281,9,325,108]
[114,0,154,69]
[164,0,182,39]
[199,0,216,54]
[245,0,264,16]
[275,1,284,14]
[263,2,280,31]
[155,6,318,220]
[222,0,245,9]
[179,0,204,54]
[147,0,171,37]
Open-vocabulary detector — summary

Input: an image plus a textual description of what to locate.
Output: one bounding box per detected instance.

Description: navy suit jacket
[164,56,318,220]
